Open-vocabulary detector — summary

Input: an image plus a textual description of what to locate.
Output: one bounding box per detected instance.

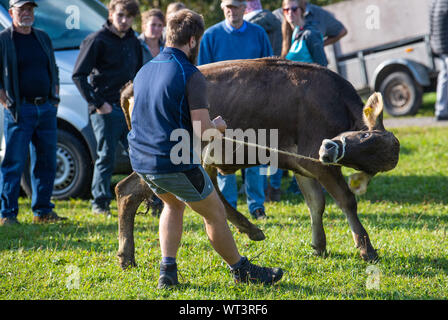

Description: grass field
[1,125,447,300]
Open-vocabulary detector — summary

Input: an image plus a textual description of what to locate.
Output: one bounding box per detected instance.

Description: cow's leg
[319,169,378,262]
[115,171,152,269]
[204,166,265,241]
[294,174,327,256]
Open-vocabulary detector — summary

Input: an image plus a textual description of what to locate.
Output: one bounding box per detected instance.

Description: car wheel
[379,71,423,117]
[21,129,92,199]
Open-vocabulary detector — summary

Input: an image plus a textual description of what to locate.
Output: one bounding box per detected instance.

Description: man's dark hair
[166,9,205,47]
[108,0,140,17]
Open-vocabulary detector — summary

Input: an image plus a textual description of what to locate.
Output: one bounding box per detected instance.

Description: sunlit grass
[1,126,447,300]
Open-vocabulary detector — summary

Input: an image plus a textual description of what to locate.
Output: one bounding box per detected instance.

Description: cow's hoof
[311,244,327,258]
[118,255,137,269]
[248,228,266,241]
[359,247,379,262]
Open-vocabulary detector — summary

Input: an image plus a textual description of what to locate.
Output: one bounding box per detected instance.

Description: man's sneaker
[33,211,67,224]
[157,263,179,289]
[92,207,111,218]
[231,257,283,285]
[250,208,267,220]
[0,216,20,226]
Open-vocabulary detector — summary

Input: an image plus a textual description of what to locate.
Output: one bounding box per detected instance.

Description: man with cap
[198,0,273,221]
[0,0,65,225]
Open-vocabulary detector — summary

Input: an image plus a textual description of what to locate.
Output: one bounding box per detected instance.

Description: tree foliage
[100,0,345,30]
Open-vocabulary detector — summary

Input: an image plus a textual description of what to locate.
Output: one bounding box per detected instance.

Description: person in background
[162,2,187,42]
[244,0,282,56]
[198,0,273,220]
[139,8,165,64]
[430,0,448,121]
[0,0,66,225]
[128,8,283,288]
[281,0,327,66]
[276,0,328,197]
[273,0,347,48]
[72,0,143,217]
[166,1,186,18]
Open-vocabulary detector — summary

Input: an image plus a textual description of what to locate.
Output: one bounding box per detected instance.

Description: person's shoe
[0,216,20,226]
[250,208,267,220]
[33,211,67,224]
[436,114,448,121]
[92,207,111,218]
[269,187,281,202]
[157,263,179,289]
[230,257,283,285]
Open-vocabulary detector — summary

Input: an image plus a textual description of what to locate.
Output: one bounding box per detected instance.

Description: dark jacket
[246,10,282,56]
[72,21,142,113]
[0,26,59,122]
[430,0,448,55]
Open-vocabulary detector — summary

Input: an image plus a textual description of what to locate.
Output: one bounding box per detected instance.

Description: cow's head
[319,92,400,175]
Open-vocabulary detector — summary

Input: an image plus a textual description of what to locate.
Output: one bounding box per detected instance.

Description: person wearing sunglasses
[280,0,327,66]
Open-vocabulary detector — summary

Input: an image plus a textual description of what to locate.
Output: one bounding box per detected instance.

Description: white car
[0,0,132,199]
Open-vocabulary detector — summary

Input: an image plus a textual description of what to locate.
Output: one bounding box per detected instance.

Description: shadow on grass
[282,175,448,205]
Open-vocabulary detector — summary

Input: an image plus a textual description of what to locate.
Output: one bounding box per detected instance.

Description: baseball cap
[221,0,247,6]
[9,0,38,8]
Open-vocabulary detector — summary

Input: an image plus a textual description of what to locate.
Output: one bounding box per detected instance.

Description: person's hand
[0,89,7,109]
[212,116,227,133]
[97,102,112,114]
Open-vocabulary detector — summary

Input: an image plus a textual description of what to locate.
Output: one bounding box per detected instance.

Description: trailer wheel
[379,71,423,117]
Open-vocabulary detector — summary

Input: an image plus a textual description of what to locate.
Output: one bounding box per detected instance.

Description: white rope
[203,135,344,167]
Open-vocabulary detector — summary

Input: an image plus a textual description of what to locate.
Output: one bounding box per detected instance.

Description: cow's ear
[363,92,385,131]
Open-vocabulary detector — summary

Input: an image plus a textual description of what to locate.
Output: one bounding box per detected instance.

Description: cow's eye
[362,132,371,139]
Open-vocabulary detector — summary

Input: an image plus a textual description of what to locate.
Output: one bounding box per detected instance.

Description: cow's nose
[325,143,335,150]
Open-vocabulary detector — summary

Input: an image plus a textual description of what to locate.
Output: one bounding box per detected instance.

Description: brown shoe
[33,211,67,224]
[0,216,20,226]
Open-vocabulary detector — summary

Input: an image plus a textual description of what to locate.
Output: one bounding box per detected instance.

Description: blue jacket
[0,26,59,121]
[128,47,199,174]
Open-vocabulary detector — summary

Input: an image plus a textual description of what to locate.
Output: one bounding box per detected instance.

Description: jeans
[90,104,128,211]
[0,102,57,218]
[217,166,265,213]
[267,168,283,190]
[436,54,448,117]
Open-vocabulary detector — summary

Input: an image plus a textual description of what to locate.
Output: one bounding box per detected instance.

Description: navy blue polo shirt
[128,47,203,174]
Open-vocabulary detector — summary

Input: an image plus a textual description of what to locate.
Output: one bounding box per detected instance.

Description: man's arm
[305,31,328,66]
[324,27,347,46]
[260,28,274,58]
[72,36,110,113]
[0,89,7,109]
[198,32,213,66]
[187,71,226,137]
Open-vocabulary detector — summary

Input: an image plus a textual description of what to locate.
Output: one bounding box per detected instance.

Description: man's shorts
[138,166,214,203]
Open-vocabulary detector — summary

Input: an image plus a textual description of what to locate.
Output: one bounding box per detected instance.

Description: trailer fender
[371,59,431,90]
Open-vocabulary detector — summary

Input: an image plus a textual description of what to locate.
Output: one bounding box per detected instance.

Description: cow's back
[199,58,364,156]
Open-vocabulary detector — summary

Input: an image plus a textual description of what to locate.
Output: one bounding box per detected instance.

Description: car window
[0,0,107,50]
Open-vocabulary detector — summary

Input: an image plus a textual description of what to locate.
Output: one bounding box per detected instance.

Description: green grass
[1,126,448,300]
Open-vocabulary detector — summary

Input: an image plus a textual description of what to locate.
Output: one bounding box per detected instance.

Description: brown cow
[116,58,400,269]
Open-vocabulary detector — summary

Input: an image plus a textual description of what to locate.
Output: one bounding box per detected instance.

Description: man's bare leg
[157,190,241,266]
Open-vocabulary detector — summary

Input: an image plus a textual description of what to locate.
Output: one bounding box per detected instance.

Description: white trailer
[324,0,437,116]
